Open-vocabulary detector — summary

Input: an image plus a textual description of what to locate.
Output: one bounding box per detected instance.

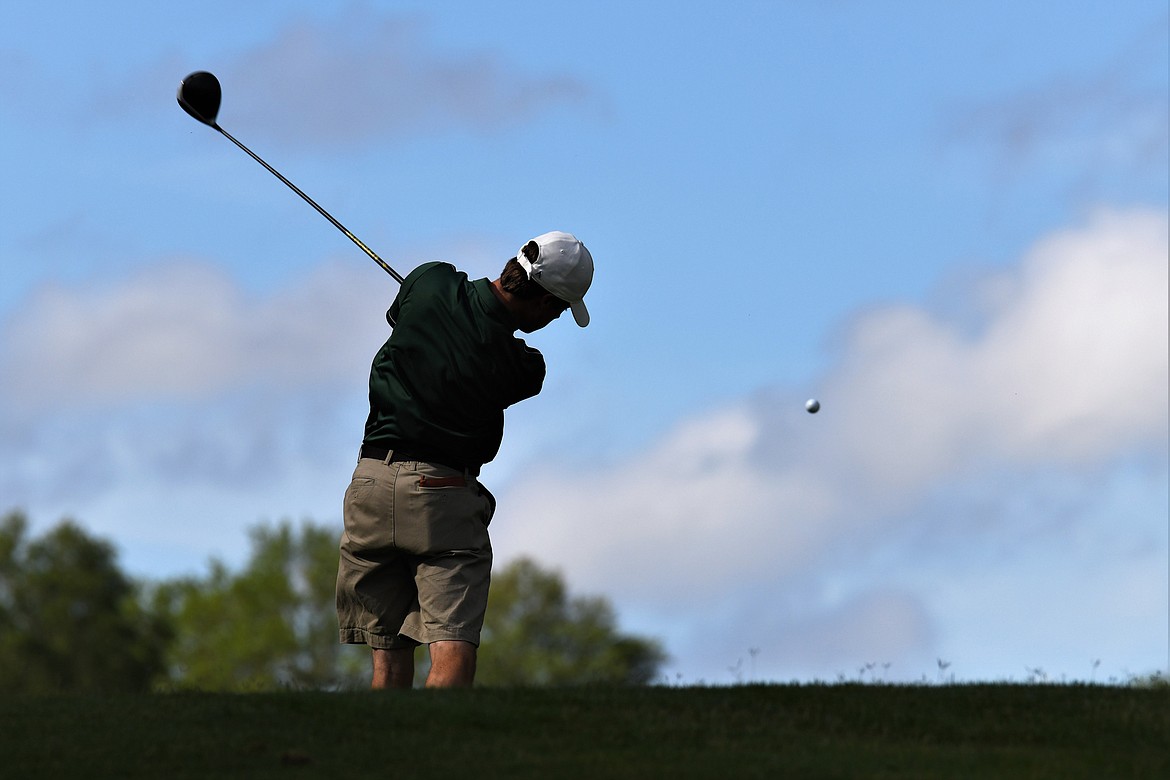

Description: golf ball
[805,399,820,414]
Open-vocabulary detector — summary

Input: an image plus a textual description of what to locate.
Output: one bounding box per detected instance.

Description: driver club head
[177,71,222,127]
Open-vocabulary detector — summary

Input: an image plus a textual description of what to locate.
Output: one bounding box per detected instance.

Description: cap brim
[570,300,589,327]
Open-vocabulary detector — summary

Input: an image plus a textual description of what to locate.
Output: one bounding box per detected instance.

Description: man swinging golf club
[174,71,594,689]
[336,231,594,688]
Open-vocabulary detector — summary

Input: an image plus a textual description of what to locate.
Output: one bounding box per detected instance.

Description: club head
[177,71,222,127]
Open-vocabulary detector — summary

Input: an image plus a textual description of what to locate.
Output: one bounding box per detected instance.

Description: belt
[359,444,479,477]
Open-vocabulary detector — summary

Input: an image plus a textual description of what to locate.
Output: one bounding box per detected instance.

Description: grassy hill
[2,684,1166,779]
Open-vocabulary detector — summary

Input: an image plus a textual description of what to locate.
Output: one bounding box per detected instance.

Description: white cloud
[0,259,389,412]
[0,258,395,525]
[493,207,1168,680]
[821,207,1168,488]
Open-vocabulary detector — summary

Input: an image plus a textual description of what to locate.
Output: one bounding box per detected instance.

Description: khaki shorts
[336,453,495,649]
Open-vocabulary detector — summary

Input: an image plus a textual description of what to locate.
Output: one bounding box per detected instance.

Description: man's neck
[488,279,523,329]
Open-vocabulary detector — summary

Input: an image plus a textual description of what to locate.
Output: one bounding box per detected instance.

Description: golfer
[336,231,594,689]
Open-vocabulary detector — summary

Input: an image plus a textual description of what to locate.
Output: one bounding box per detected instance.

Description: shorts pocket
[342,475,392,550]
[418,475,467,489]
[400,474,488,554]
[346,475,377,498]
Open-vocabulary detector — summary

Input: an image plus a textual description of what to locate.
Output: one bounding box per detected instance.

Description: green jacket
[362,262,546,471]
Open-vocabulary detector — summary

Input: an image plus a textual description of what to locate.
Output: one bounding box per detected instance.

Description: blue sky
[2,1,1166,684]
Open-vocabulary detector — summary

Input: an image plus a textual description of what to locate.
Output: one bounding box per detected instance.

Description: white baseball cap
[516,231,594,327]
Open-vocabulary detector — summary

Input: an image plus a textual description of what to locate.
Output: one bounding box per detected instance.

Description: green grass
[2,684,1166,779]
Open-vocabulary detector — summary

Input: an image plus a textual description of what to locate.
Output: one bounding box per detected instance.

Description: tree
[476,557,667,686]
[156,523,669,687]
[152,520,365,691]
[1,512,666,692]
[0,511,170,694]
[155,523,665,690]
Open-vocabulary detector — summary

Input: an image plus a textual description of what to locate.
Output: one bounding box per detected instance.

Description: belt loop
[383,448,395,465]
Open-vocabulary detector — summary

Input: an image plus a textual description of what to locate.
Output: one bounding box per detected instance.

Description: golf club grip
[215,125,404,285]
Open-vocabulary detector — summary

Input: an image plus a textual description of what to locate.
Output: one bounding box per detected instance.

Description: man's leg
[371,647,415,689]
[426,640,477,688]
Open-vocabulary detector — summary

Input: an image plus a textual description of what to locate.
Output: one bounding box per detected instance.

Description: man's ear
[523,240,540,263]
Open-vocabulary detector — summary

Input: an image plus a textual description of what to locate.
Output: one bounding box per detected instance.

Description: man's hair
[500,242,547,300]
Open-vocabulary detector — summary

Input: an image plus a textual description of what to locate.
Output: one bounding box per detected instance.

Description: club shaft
[214,124,404,284]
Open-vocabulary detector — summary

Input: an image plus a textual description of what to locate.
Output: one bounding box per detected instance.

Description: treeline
[0,511,666,693]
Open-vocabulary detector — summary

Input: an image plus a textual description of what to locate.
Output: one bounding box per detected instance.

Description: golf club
[177,71,404,284]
